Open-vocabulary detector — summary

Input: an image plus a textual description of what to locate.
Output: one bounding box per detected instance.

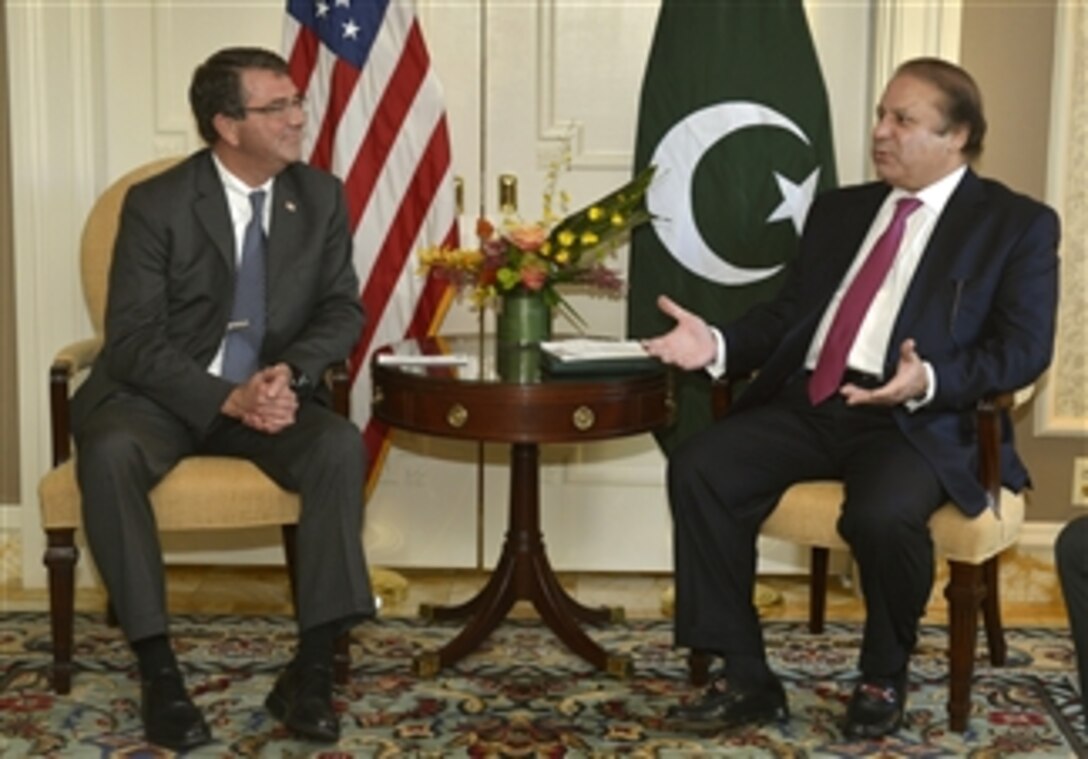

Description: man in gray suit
[72,47,374,750]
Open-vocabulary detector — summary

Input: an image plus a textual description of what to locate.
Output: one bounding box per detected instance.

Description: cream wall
[961,0,1088,525]
[0,0,18,506]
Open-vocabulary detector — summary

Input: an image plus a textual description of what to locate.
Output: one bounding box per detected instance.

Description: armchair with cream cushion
[37,158,353,693]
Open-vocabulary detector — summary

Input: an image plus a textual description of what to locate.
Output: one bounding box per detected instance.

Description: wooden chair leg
[945,560,986,733]
[688,649,711,686]
[44,528,78,695]
[809,547,829,634]
[981,555,1007,665]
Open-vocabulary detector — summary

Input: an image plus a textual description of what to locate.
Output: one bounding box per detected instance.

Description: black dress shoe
[843,674,907,739]
[141,667,212,751]
[265,661,339,742]
[665,675,789,732]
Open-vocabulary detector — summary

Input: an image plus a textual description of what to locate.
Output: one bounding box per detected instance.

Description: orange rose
[476,217,495,240]
[507,224,548,252]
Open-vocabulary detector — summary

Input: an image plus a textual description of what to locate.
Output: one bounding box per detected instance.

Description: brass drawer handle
[572,405,595,431]
[447,403,468,428]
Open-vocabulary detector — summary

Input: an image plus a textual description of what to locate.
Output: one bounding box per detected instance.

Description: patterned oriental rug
[1,612,1085,757]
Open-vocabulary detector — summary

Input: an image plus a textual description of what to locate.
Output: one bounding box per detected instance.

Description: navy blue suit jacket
[721,169,1060,516]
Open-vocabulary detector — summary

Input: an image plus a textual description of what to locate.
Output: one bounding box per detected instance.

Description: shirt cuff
[705,326,727,379]
[904,361,937,412]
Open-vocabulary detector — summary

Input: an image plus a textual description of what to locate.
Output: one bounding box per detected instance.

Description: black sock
[723,654,775,689]
[132,635,178,680]
[295,621,338,668]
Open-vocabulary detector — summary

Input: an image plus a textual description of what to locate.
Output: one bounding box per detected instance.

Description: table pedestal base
[413,442,630,678]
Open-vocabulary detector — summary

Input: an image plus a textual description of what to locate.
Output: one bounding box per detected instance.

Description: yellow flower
[556,229,575,247]
[580,231,599,246]
[587,206,604,222]
[556,249,571,264]
[611,212,625,227]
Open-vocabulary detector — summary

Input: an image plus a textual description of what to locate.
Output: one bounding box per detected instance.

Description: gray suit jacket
[73,150,363,435]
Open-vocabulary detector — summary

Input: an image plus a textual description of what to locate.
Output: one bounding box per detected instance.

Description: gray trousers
[1056,515,1088,702]
[74,391,375,643]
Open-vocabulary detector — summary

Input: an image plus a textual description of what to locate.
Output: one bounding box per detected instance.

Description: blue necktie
[222,190,267,383]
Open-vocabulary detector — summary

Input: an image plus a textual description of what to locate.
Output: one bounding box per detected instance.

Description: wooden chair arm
[323,360,352,419]
[975,391,1014,512]
[49,337,103,467]
[711,373,753,420]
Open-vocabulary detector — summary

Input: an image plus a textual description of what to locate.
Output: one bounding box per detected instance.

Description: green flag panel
[628,0,838,453]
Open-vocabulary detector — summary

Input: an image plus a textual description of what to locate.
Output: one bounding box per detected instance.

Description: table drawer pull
[572,405,595,431]
[447,403,469,428]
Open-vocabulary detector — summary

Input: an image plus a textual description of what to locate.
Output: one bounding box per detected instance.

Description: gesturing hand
[840,339,929,407]
[641,295,717,370]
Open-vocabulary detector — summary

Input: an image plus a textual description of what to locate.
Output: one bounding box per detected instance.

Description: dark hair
[895,57,986,160]
[188,47,291,145]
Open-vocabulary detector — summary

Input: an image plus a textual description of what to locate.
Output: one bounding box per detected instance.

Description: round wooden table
[371,335,673,677]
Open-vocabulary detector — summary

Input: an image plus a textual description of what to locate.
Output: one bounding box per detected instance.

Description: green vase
[496,289,553,383]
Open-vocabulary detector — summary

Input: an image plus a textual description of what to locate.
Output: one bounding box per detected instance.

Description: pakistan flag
[627,0,838,453]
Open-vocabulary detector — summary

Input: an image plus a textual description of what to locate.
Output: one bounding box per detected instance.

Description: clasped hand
[222,363,299,433]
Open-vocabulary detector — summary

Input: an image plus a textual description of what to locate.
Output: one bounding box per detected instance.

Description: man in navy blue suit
[644,58,1059,738]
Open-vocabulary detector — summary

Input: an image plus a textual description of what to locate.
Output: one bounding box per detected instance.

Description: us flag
[283,0,458,486]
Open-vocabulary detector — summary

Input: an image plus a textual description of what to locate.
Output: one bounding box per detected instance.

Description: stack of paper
[540,339,660,375]
[541,339,650,362]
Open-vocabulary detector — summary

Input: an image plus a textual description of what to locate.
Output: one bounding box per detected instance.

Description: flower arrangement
[419,158,655,328]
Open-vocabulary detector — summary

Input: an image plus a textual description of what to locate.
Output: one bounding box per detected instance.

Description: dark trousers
[668,375,945,678]
[74,392,375,643]
[1056,515,1088,702]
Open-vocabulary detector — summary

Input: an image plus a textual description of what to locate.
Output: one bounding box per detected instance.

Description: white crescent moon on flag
[648,101,812,285]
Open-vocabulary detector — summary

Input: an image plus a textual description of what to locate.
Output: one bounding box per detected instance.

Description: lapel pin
[285,200,297,213]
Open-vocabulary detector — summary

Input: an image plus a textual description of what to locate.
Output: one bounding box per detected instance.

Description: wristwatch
[287,364,313,396]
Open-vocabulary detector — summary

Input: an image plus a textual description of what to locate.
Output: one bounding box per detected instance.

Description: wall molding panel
[10,2,105,587]
[872,0,962,111]
[1038,0,1088,436]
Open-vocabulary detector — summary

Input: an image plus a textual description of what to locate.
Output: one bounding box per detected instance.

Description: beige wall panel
[962,0,1087,523]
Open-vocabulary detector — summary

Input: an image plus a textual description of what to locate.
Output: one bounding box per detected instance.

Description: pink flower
[520,266,548,291]
[507,223,548,252]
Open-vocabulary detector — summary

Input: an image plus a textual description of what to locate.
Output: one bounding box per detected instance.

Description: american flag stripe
[351,120,452,365]
[284,0,457,483]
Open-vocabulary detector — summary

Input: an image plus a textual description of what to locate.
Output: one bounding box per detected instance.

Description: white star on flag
[767,167,821,235]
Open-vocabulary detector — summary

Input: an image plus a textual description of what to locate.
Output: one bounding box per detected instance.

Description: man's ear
[213,113,241,147]
[947,124,969,155]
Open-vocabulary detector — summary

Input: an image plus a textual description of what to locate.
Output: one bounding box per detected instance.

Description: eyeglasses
[243,95,306,117]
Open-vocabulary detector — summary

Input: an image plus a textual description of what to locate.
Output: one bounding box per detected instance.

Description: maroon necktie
[808,196,923,405]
